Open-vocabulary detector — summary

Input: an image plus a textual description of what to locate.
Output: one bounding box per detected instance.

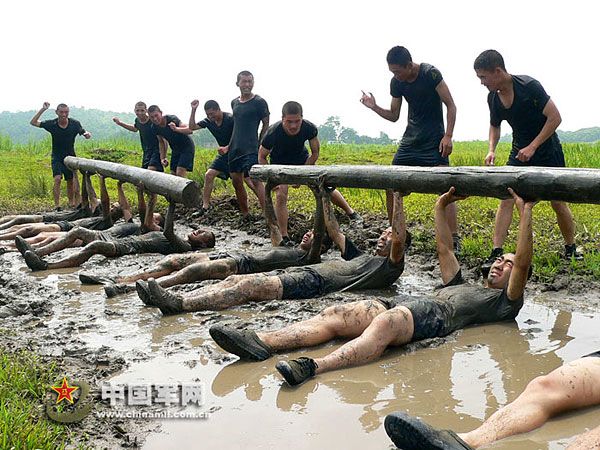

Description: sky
[1,0,598,141]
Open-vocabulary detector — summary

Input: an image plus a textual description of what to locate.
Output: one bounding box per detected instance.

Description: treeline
[0,108,396,147]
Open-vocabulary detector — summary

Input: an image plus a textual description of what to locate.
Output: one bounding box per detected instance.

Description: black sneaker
[147,279,184,315]
[53,206,63,212]
[565,244,583,261]
[481,247,503,276]
[275,357,317,386]
[280,236,295,248]
[15,235,34,256]
[24,250,48,271]
[384,411,473,450]
[135,280,154,306]
[79,273,114,285]
[348,211,363,222]
[104,283,135,298]
[209,324,273,361]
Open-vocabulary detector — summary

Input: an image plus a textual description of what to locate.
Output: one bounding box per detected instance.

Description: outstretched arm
[507,188,535,300]
[435,187,466,284]
[112,117,138,133]
[322,188,346,253]
[360,91,401,122]
[30,102,49,127]
[168,122,193,135]
[388,191,406,264]
[264,181,282,246]
[117,181,133,222]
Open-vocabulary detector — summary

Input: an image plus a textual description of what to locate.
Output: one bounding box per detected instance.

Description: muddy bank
[1,195,599,449]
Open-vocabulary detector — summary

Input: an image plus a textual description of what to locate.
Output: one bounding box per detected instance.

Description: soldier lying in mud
[384,351,600,450]
[78,186,330,297]
[210,188,533,387]
[137,188,407,315]
[11,176,158,254]
[21,194,214,271]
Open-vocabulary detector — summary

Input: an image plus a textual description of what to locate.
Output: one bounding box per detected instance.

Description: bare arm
[158,136,168,165]
[30,102,49,127]
[436,81,457,158]
[264,181,282,246]
[516,99,562,162]
[80,171,90,210]
[258,146,270,165]
[168,122,193,135]
[117,181,133,222]
[389,191,406,264]
[98,175,111,219]
[143,193,159,231]
[360,91,402,122]
[506,188,534,301]
[258,115,270,143]
[306,137,320,165]
[112,117,138,133]
[189,100,201,131]
[322,189,345,253]
[435,187,465,284]
[485,125,501,166]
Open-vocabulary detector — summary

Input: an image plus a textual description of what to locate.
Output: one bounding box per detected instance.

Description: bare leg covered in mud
[0,223,60,241]
[116,253,211,284]
[0,215,43,231]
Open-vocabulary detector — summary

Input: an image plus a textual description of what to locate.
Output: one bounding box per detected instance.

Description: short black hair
[134,101,147,109]
[282,101,303,117]
[237,70,253,83]
[56,103,69,110]
[474,49,506,72]
[204,100,220,111]
[147,105,161,114]
[386,46,412,66]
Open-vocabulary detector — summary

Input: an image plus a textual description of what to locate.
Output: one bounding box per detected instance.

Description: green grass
[0,347,68,449]
[2,138,600,281]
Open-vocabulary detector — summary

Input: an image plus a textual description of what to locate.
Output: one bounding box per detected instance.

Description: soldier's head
[204,100,223,123]
[148,105,164,125]
[134,101,148,120]
[474,49,507,92]
[56,104,69,120]
[281,101,303,136]
[236,70,254,95]
[187,229,216,249]
[387,46,413,82]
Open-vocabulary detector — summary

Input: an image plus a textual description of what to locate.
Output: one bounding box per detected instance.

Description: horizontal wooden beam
[250,164,600,204]
[64,156,200,207]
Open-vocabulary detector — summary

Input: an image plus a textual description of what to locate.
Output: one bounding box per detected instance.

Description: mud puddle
[0,207,599,449]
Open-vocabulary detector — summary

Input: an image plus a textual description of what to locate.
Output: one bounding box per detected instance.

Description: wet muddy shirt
[42,207,92,223]
[112,231,192,255]
[197,113,235,147]
[488,75,562,164]
[151,115,195,153]
[229,95,269,163]
[260,120,317,165]
[231,247,310,274]
[391,63,445,159]
[135,117,160,154]
[39,118,86,158]
[308,237,404,294]
[98,222,141,240]
[72,215,114,231]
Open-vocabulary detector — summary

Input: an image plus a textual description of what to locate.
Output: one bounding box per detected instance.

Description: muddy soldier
[474,49,582,265]
[360,46,459,250]
[113,101,164,172]
[30,102,92,209]
[138,188,407,315]
[258,101,361,245]
[210,188,534,387]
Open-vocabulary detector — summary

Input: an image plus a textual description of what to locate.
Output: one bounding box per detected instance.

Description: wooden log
[64,156,200,207]
[250,165,600,204]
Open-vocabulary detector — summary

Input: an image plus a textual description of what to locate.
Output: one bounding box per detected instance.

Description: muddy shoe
[384,411,473,450]
[348,211,363,222]
[24,250,48,271]
[147,279,183,315]
[15,236,34,256]
[209,324,273,361]
[481,247,503,276]
[104,283,135,298]
[564,244,583,261]
[275,357,317,386]
[135,280,154,306]
[79,273,114,285]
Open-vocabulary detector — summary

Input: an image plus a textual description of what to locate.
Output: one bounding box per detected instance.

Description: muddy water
[3,226,600,450]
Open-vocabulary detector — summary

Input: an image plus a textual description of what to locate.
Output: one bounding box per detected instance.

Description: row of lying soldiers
[1,172,598,449]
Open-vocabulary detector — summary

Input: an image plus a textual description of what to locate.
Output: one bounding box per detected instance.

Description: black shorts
[507,149,566,168]
[228,153,257,176]
[56,221,74,232]
[392,145,448,167]
[583,350,600,358]
[209,154,230,180]
[171,147,195,172]
[51,156,75,180]
[274,268,325,300]
[142,149,164,171]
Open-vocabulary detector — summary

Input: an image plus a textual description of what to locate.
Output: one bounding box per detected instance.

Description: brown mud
[1,196,599,449]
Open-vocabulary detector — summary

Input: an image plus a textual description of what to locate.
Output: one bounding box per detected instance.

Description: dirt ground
[1,197,599,449]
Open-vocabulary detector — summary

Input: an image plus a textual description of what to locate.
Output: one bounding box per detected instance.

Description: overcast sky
[2,0,597,140]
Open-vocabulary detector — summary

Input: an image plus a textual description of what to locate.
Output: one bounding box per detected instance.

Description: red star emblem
[51,377,79,404]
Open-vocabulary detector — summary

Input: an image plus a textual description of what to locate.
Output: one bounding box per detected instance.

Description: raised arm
[435,187,466,284]
[98,175,111,219]
[322,188,346,253]
[30,102,49,127]
[516,99,562,163]
[485,125,501,166]
[143,193,160,232]
[264,181,282,246]
[137,182,147,221]
[360,91,401,122]
[436,81,457,158]
[162,201,176,240]
[306,137,320,165]
[388,191,406,264]
[80,171,90,210]
[188,100,201,131]
[506,188,535,300]
[116,181,133,222]
[112,117,138,133]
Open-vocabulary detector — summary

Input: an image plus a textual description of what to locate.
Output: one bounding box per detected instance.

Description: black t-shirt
[488,75,562,159]
[390,63,445,151]
[261,120,317,165]
[42,207,91,223]
[232,247,310,274]
[72,215,114,231]
[287,237,404,294]
[135,118,159,153]
[98,222,141,240]
[229,95,269,162]
[151,115,195,153]
[197,112,235,147]
[39,118,86,158]
[113,231,192,256]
